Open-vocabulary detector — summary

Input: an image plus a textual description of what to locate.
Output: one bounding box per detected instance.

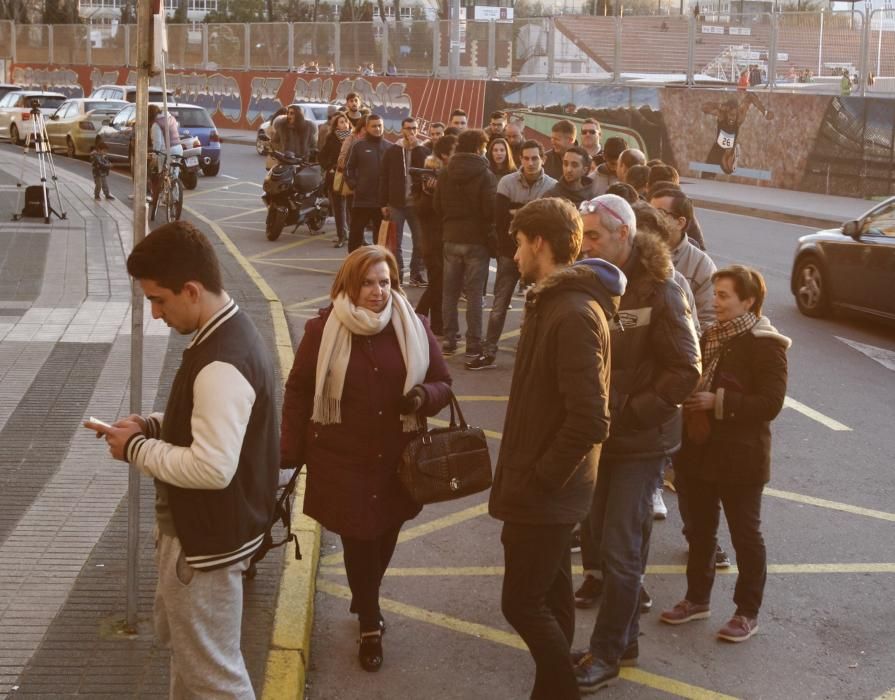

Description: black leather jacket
[603,231,702,459]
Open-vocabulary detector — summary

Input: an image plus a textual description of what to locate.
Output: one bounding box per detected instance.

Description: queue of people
[90,105,791,698]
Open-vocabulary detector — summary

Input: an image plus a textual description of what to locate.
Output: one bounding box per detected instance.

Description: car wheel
[66,137,77,158]
[10,123,20,145]
[181,170,198,190]
[202,161,220,177]
[255,135,267,156]
[794,255,830,318]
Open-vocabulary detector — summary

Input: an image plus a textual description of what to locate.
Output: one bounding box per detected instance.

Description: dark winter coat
[433,152,497,247]
[489,262,624,525]
[544,149,564,180]
[345,134,391,208]
[318,130,346,173]
[603,231,702,459]
[270,113,317,159]
[545,175,600,206]
[677,319,789,485]
[415,154,445,257]
[379,141,431,209]
[280,306,452,540]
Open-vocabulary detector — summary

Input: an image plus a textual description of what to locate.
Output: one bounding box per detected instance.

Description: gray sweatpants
[154,533,255,699]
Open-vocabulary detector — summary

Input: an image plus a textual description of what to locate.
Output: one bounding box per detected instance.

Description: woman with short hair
[660,265,790,643]
[280,246,452,671]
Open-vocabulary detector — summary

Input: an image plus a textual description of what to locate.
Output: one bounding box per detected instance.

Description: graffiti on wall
[11,66,83,97]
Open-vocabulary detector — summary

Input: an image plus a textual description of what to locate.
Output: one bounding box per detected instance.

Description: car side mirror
[49,114,58,120]
[842,220,860,238]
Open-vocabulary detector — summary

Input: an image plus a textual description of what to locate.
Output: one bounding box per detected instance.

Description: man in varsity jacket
[94,221,279,698]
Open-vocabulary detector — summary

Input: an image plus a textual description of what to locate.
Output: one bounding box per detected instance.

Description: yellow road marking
[875,689,895,700]
[783,396,851,431]
[183,180,259,198]
[249,236,317,260]
[253,259,337,276]
[286,294,332,311]
[215,206,269,223]
[764,488,895,522]
[416,418,893,524]
[318,502,489,566]
[316,579,738,700]
[319,563,895,577]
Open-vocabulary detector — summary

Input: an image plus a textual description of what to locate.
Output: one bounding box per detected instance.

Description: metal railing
[1,13,894,96]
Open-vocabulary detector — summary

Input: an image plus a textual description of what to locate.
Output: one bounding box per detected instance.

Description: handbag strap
[447,389,469,429]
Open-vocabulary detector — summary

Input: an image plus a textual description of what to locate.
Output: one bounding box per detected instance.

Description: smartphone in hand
[84,416,112,433]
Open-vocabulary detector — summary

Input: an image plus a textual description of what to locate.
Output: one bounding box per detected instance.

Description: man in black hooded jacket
[490,197,624,700]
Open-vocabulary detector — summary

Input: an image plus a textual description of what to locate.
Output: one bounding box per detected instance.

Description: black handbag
[398,391,492,505]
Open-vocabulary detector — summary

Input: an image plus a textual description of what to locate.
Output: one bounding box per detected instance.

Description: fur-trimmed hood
[751,316,792,349]
[629,230,675,283]
[529,261,625,320]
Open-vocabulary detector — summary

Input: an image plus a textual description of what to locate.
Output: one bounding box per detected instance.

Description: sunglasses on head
[579,199,625,224]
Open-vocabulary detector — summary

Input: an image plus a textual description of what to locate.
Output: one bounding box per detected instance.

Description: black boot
[358,631,383,672]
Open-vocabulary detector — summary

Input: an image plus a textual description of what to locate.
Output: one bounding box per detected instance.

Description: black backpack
[244,467,303,580]
[22,185,47,218]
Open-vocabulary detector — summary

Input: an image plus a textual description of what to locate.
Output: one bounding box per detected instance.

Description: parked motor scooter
[262,151,330,241]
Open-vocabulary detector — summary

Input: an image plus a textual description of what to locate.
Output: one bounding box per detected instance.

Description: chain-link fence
[4,16,895,94]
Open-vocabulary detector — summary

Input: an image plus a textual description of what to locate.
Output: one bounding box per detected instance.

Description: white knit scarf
[312,291,430,432]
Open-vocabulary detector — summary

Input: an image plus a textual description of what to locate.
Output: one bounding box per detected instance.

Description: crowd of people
[89,99,792,699]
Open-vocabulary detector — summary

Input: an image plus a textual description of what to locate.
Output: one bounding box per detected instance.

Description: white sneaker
[652,488,668,520]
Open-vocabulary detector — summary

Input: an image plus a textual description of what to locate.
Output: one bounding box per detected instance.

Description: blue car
[166,103,221,177]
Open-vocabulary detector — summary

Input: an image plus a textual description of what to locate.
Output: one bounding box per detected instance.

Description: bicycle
[150,150,184,223]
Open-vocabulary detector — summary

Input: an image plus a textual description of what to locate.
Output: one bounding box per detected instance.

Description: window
[0,92,21,108]
[863,202,895,237]
[168,107,214,128]
[34,95,65,110]
[112,104,134,127]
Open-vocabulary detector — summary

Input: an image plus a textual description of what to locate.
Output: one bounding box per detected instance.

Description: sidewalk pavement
[220,126,871,227]
[0,152,289,697]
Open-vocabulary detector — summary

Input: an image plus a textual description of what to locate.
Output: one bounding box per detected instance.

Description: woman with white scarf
[281,246,452,672]
[660,265,790,644]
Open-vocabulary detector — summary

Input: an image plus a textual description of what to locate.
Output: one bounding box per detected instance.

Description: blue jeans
[388,205,425,280]
[484,255,520,357]
[588,455,664,663]
[442,242,489,350]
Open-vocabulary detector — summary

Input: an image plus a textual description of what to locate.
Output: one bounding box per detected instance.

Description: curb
[183,204,320,700]
[689,197,846,229]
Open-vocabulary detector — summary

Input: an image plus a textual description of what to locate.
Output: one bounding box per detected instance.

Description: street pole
[817,8,824,77]
[126,0,152,633]
[449,0,460,77]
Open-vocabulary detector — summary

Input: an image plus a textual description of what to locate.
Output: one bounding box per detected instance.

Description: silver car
[0,90,67,144]
[44,98,129,157]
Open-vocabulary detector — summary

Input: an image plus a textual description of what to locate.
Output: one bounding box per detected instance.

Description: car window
[86,100,125,112]
[862,202,895,237]
[307,106,330,121]
[55,101,74,118]
[0,91,21,107]
[34,95,65,110]
[168,107,214,128]
[112,104,134,127]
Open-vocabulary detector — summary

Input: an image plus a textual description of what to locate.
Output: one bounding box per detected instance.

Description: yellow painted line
[183,180,259,198]
[253,259,338,276]
[319,563,895,577]
[250,236,317,260]
[316,579,737,700]
[764,488,895,522]
[215,206,269,223]
[318,502,489,566]
[875,689,895,700]
[184,203,318,700]
[286,294,332,311]
[784,395,851,431]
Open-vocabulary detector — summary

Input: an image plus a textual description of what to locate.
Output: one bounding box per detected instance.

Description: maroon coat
[281,306,452,540]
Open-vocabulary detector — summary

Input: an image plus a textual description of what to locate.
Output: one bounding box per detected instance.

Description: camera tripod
[13,101,67,224]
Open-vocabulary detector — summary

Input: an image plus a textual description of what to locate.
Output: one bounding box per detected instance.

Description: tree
[119,0,136,24]
[204,0,266,22]
[0,0,31,22]
[42,0,79,23]
[173,0,188,24]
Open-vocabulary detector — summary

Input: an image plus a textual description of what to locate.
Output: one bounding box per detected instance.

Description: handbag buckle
[449,477,460,491]
[422,435,433,446]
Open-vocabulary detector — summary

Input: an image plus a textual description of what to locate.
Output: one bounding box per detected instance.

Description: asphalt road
[10,141,895,700]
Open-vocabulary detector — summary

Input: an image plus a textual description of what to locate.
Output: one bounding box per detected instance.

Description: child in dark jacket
[90,140,113,200]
